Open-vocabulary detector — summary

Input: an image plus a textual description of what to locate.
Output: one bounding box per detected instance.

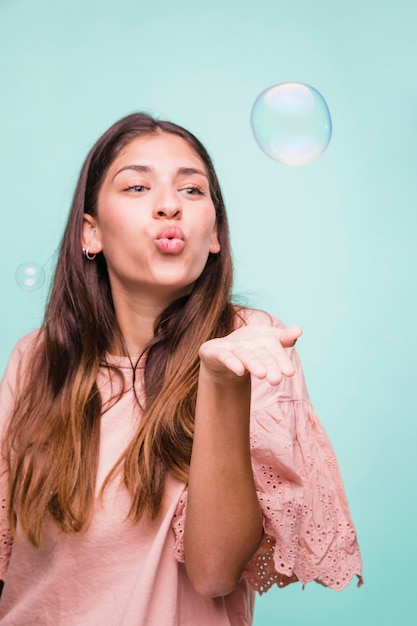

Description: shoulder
[234,307,286,331]
[6,329,42,368]
[0,329,43,432]
[1,329,43,395]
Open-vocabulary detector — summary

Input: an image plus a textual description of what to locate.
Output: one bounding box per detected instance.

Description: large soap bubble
[15,262,45,292]
[250,82,332,166]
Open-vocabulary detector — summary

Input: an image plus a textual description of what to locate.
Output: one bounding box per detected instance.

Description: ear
[209,222,221,254]
[81,214,103,254]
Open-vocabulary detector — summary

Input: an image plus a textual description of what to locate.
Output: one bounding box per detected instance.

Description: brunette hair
[4,113,235,546]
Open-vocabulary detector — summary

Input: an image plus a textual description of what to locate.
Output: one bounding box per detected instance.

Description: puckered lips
[155,226,185,254]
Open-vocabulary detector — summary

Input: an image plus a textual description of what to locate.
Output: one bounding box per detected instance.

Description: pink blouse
[0,309,362,625]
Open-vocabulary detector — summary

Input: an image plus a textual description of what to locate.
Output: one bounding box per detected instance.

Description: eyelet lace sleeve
[243,397,363,593]
[0,471,13,580]
[171,397,363,593]
[0,332,37,581]
[172,311,362,593]
[172,490,187,564]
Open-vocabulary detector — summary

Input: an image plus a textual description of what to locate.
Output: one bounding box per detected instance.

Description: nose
[153,186,182,219]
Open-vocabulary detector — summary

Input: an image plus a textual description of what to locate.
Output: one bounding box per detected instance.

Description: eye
[181,185,204,196]
[125,184,147,193]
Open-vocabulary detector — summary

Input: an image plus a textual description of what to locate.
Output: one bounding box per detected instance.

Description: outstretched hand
[199,325,303,386]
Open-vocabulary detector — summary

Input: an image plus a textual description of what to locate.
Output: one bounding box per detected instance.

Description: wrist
[198,360,251,388]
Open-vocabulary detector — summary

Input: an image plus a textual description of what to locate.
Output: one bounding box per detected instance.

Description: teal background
[1,0,416,624]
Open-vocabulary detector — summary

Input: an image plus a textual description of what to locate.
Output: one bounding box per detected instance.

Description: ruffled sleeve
[245,312,362,592]
[245,396,362,592]
[0,470,12,580]
[172,310,362,594]
[0,331,39,580]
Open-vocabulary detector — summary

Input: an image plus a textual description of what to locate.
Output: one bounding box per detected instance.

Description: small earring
[82,247,96,261]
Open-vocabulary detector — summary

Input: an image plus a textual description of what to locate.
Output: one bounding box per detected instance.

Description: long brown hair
[4,113,235,546]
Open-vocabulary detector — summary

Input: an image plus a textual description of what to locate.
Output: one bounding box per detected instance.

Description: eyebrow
[113,165,208,180]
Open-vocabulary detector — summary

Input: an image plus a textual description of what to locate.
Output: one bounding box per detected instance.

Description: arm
[184,324,302,597]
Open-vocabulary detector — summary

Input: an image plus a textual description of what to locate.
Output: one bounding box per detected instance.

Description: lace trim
[0,496,13,580]
[172,491,187,563]
[171,486,363,593]
[171,398,363,593]
[242,531,363,594]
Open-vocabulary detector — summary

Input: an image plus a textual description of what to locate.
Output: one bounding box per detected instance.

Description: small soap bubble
[15,262,45,292]
[250,82,332,166]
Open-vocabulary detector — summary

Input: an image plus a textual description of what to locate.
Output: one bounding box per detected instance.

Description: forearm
[184,364,263,597]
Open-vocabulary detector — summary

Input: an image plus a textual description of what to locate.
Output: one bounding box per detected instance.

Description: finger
[265,336,296,379]
[221,353,248,377]
[279,325,303,348]
[269,349,295,379]
[228,347,270,380]
[228,346,289,385]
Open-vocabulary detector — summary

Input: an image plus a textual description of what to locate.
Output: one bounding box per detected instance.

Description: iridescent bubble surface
[15,262,45,291]
[250,82,332,166]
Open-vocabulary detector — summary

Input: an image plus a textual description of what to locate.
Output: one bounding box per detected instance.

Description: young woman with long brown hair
[0,113,362,624]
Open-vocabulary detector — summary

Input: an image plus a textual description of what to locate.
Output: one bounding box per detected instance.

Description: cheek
[96,203,132,246]
[200,204,217,232]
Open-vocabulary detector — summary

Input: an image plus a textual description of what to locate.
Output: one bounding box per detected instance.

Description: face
[82,132,220,306]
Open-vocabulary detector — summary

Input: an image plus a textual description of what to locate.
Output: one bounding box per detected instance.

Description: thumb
[279,325,303,348]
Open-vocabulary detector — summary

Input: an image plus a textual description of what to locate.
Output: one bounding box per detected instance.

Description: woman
[0,113,362,624]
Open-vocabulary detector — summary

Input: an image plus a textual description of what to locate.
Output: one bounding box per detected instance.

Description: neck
[110,287,176,357]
